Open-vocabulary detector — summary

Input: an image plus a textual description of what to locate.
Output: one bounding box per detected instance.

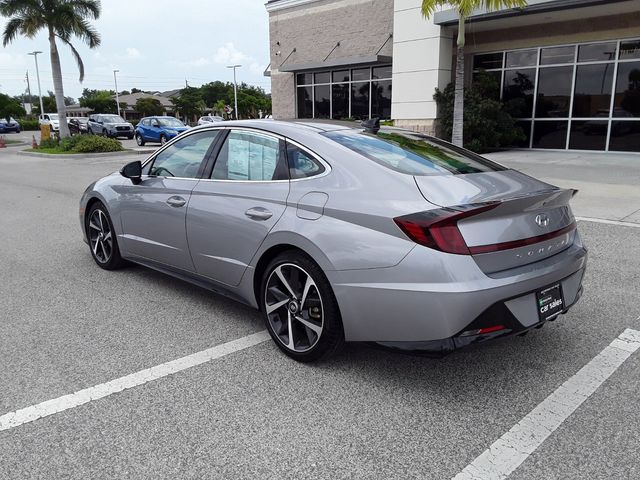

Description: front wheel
[86,202,126,270]
[135,133,145,146]
[261,252,344,362]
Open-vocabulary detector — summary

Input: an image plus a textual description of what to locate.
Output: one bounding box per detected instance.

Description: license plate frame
[536,283,565,322]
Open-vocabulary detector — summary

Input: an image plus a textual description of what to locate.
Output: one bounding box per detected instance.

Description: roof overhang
[278,54,392,73]
[434,0,637,27]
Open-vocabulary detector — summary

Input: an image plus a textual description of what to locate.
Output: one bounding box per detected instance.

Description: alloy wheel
[264,263,324,353]
[88,209,113,264]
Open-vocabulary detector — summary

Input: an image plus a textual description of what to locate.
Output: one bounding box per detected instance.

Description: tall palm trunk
[451,15,466,147]
[49,29,70,138]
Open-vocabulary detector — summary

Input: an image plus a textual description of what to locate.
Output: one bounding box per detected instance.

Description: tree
[0,92,25,120]
[135,97,165,117]
[421,0,526,146]
[1,0,102,138]
[171,87,205,122]
[80,90,117,113]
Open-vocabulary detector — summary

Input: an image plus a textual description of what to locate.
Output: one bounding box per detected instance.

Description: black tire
[160,134,167,145]
[260,251,344,362]
[85,202,126,270]
[128,134,134,140]
[135,133,145,146]
[102,129,108,137]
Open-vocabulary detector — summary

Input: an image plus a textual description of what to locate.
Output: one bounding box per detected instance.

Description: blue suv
[135,116,189,145]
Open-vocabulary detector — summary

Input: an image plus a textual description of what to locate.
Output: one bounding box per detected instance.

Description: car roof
[189,119,355,137]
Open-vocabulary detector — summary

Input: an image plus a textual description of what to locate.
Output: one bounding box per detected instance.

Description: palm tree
[1,0,101,138]
[422,0,526,147]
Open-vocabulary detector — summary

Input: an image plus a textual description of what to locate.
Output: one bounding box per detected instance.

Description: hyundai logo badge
[535,213,550,227]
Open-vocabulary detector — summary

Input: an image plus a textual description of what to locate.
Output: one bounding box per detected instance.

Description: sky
[0,0,271,102]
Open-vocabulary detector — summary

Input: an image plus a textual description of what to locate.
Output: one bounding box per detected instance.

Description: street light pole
[227,64,241,120]
[28,51,44,116]
[113,70,121,117]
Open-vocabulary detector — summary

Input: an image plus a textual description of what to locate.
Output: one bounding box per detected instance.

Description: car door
[187,128,290,286]
[118,129,222,271]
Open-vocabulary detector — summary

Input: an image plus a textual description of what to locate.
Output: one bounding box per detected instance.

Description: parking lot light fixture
[227,65,241,120]
[113,70,120,117]
[28,51,44,116]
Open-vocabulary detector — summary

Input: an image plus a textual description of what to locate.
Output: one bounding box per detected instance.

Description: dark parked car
[0,117,21,133]
[87,114,134,139]
[68,117,89,135]
[135,116,189,145]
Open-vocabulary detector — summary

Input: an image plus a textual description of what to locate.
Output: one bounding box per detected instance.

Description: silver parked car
[80,120,587,361]
[197,115,224,125]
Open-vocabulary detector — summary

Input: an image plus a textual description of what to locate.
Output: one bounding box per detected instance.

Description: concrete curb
[16,148,155,159]
[2,142,30,148]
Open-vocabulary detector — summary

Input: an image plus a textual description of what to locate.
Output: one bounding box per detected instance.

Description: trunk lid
[414,170,577,273]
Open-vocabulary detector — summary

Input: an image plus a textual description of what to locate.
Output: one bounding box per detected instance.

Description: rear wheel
[86,202,126,270]
[135,133,145,146]
[260,252,344,362]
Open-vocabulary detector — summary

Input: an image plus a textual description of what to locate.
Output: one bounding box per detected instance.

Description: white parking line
[453,328,640,480]
[576,216,640,228]
[0,330,270,433]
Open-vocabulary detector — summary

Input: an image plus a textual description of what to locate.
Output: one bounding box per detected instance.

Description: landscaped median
[17,135,155,158]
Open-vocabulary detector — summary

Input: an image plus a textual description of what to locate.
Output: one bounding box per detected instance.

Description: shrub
[39,138,59,149]
[19,119,39,130]
[129,119,139,128]
[433,71,525,153]
[72,135,123,153]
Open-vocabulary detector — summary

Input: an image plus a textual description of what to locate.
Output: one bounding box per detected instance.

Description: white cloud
[249,62,266,75]
[214,42,249,65]
[125,48,141,59]
[0,52,27,69]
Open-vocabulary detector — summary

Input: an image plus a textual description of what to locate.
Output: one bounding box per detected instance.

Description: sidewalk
[484,150,640,224]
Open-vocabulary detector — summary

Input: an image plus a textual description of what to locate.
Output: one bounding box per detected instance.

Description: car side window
[147,131,219,178]
[286,142,325,179]
[211,130,287,181]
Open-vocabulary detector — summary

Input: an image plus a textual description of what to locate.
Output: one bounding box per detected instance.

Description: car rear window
[323,129,506,175]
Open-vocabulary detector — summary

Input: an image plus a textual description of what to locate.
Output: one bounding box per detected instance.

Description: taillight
[394,203,500,255]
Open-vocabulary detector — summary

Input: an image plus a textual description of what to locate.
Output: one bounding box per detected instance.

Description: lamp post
[28,51,44,116]
[227,64,241,120]
[113,70,121,117]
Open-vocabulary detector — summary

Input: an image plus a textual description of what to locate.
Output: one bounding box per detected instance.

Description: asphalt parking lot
[0,144,639,479]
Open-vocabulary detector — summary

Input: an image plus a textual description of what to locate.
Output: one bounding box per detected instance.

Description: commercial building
[265,0,640,152]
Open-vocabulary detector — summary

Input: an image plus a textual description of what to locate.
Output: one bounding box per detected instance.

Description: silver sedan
[80,120,587,361]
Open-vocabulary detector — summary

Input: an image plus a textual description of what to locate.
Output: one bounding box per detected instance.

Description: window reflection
[536,66,573,118]
[533,121,568,149]
[609,122,640,152]
[296,86,312,119]
[371,80,392,119]
[569,121,608,150]
[314,85,330,119]
[573,64,614,117]
[614,61,640,117]
[351,82,370,119]
[503,69,535,117]
[332,83,349,119]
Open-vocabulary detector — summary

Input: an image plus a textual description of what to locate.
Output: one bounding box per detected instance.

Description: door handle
[245,207,273,220]
[166,196,186,208]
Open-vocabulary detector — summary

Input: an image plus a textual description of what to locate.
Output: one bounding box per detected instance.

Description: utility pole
[28,51,44,116]
[25,71,32,112]
[113,70,121,117]
[227,64,241,120]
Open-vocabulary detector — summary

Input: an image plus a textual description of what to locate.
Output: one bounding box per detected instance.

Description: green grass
[24,147,73,154]
[3,139,21,145]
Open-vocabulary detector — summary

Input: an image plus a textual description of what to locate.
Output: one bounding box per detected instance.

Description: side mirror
[120,160,142,184]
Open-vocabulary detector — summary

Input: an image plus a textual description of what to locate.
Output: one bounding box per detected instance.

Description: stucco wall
[268,0,394,119]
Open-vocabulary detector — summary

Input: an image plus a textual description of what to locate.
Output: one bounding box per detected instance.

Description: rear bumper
[328,233,587,343]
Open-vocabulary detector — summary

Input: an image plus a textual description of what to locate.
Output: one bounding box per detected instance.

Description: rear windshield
[323,129,506,176]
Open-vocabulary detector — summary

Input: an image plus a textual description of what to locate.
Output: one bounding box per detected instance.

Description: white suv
[39,113,60,132]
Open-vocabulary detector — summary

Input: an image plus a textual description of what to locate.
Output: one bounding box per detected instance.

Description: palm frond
[421,0,449,19]
[0,0,41,17]
[422,0,528,18]
[57,34,85,81]
[65,0,101,19]
[1,17,23,46]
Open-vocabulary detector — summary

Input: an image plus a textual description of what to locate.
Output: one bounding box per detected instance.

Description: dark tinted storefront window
[620,40,640,60]
[505,49,537,68]
[473,53,503,70]
[614,61,640,117]
[503,69,535,117]
[371,80,392,119]
[332,70,349,83]
[572,64,614,117]
[332,83,349,119]
[536,66,573,118]
[569,121,608,150]
[541,46,575,65]
[314,85,330,119]
[352,68,370,82]
[315,72,330,84]
[473,70,501,100]
[296,73,312,85]
[532,121,568,149]
[351,82,370,119]
[578,42,617,62]
[510,121,532,147]
[609,122,640,152]
[372,65,392,79]
[297,86,312,118]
